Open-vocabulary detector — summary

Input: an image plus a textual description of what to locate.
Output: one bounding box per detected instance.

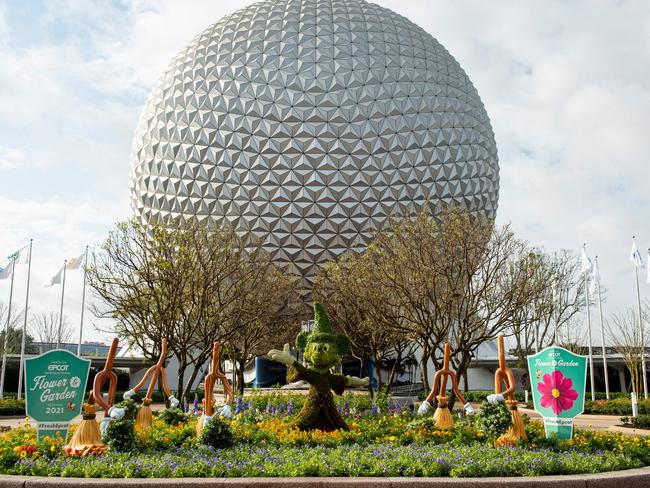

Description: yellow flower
[20,451,27,458]
[50,445,56,452]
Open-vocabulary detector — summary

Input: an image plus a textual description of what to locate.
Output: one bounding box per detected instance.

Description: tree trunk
[448,352,472,409]
[386,350,402,393]
[186,363,204,402]
[420,349,430,393]
[176,363,187,403]
[236,358,246,394]
[372,359,383,391]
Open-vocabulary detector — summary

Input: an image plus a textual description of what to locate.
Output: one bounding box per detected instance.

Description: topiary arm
[345,375,369,388]
[288,360,322,384]
[268,343,296,366]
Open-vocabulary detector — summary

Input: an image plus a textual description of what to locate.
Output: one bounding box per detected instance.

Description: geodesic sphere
[129,0,499,280]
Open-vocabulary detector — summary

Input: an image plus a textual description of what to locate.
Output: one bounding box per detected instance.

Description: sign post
[24,349,91,441]
[527,346,587,440]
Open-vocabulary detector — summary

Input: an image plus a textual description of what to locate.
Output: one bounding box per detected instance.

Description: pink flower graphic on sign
[537,370,578,414]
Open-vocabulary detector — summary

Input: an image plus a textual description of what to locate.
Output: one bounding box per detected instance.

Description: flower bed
[2,400,650,478]
[6,444,640,478]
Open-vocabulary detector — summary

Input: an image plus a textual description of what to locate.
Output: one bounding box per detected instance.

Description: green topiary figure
[267,303,369,431]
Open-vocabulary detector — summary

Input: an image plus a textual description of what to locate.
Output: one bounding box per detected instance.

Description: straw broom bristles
[135,398,153,430]
[64,403,106,456]
[498,399,527,445]
[433,395,454,430]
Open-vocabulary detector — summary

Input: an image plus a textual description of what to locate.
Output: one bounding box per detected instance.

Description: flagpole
[635,263,648,399]
[17,239,32,400]
[584,257,596,402]
[595,256,609,400]
[76,247,88,356]
[56,260,67,349]
[0,257,16,399]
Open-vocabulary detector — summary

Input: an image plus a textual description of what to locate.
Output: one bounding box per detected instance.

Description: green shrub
[0,398,25,416]
[158,408,188,426]
[584,398,650,415]
[622,414,650,429]
[115,399,138,420]
[199,417,234,449]
[102,419,136,452]
[474,400,511,438]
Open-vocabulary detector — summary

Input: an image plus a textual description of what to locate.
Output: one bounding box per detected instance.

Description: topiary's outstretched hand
[345,375,369,388]
[268,343,296,366]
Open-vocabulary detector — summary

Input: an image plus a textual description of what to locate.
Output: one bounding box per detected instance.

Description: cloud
[0,145,25,170]
[1,0,650,344]
[0,194,130,343]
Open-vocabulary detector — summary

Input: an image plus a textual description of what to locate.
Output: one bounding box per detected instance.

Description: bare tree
[356,207,546,395]
[607,306,648,395]
[508,249,587,365]
[556,316,589,355]
[223,268,300,394]
[0,302,32,356]
[0,302,23,332]
[88,219,295,401]
[29,312,74,350]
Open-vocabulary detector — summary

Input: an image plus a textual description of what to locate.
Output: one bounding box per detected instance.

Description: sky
[1,0,650,346]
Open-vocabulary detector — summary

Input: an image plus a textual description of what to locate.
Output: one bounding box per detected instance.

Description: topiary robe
[287,361,348,431]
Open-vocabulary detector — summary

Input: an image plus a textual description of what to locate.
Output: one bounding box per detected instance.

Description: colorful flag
[66,251,86,270]
[43,267,63,287]
[0,259,14,280]
[581,246,592,273]
[630,239,644,268]
[7,246,28,264]
[590,258,601,296]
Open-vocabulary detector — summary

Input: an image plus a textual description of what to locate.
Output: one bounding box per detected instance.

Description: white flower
[70,377,81,388]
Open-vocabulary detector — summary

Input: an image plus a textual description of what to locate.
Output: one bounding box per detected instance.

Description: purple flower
[193,395,199,414]
[235,396,244,415]
[371,403,378,416]
[287,399,295,415]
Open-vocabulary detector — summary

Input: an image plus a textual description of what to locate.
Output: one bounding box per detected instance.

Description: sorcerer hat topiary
[296,302,351,354]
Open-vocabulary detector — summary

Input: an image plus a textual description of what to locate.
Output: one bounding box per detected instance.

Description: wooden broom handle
[130,339,173,401]
[204,342,234,416]
[426,343,466,405]
[495,335,515,399]
[88,337,119,411]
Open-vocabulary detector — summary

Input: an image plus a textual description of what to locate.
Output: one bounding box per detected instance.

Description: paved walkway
[518,406,650,436]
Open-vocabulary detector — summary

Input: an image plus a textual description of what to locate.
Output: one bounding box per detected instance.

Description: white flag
[7,246,28,264]
[43,267,63,287]
[581,246,592,273]
[647,249,650,285]
[590,258,601,296]
[66,251,86,270]
[631,239,644,268]
[0,259,14,280]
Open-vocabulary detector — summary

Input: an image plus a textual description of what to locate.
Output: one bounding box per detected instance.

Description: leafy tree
[223,269,300,394]
[315,252,416,394]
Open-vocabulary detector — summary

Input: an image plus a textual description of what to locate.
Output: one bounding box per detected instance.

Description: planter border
[1,467,650,488]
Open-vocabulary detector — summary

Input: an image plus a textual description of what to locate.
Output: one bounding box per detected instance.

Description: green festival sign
[527,346,587,440]
[24,349,91,441]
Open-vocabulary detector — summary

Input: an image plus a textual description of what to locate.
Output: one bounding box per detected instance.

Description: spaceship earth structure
[129,0,499,280]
